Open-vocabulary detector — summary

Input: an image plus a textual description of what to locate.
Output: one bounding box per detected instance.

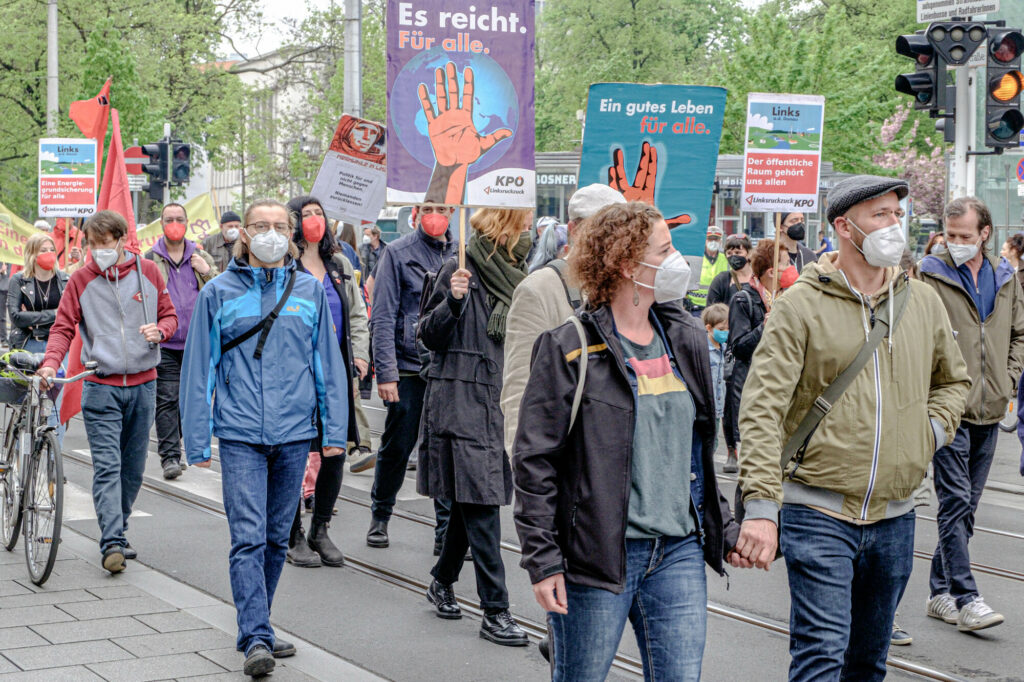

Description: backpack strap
[566,315,588,432]
[546,260,582,309]
[221,269,297,360]
[780,281,910,472]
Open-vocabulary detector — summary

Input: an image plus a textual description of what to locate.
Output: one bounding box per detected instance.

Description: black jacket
[512,302,739,593]
[416,257,513,506]
[726,284,766,407]
[7,271,70,349]
[297,253,359,450]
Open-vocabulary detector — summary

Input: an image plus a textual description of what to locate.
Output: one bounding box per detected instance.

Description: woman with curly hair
[512,201,742,681]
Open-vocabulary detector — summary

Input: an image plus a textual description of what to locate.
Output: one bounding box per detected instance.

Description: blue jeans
[549,534,706,682]
[219,439,309,656]
[930,421,998,607]
[81,381,156,554]
[781,504,915,682]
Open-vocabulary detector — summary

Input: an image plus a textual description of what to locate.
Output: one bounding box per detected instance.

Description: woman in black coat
[416,207,531,648]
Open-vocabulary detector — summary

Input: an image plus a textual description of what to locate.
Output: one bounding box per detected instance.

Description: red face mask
[36,252,56,271]
[164,222,187,242]
[302,215,326,243]
[420,213,449,237]
[779,265,799,289]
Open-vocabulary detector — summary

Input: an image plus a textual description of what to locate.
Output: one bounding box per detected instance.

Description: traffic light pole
[952,65,971,199]
[162,123,172,205]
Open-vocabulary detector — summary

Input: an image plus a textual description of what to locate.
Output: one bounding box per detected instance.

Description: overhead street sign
[918,0,999,23]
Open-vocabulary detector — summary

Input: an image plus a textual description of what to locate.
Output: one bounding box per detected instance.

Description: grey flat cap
[826,175,909,224]
[568,184,627,221]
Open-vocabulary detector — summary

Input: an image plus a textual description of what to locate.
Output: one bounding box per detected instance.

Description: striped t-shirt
[619,331,697,539]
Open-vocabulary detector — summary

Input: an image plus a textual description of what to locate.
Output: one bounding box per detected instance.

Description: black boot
[480,609,528,647]
[308,522,345,567]
[286,526,321,567]
[426,579,462,619]
[366,518,389,548]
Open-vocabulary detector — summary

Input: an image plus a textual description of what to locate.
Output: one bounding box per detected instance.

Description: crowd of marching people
[17,174,1022,679]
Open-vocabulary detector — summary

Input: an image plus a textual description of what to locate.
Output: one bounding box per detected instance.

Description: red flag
[69,79,111,185]
[62,107,139,423]
[97,109,139,253]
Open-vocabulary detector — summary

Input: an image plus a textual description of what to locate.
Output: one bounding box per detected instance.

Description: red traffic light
[990,30,1024,64]
[896,34,934,66]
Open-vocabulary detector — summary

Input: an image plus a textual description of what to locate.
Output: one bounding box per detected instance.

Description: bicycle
[0,352,96,585]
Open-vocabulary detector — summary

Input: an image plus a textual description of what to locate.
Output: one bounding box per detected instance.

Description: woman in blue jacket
[180,199,349,678]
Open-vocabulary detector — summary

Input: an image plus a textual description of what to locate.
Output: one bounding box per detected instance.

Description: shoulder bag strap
[546,260,582,309]
[221,269,297,359]
[567,315,588,432]
[779,282,910,471]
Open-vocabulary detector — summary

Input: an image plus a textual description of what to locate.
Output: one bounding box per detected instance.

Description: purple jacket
[146,238,217,350]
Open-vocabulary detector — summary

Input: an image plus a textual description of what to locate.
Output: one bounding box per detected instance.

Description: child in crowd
[702,303,729,462]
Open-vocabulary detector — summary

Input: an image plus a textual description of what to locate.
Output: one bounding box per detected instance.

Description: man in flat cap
[918,196,1022,633]
[733,175,970,680]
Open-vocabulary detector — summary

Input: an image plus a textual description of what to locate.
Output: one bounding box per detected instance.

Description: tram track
[62,449,973,682]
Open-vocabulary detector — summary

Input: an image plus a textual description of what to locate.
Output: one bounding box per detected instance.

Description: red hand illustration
[607,142,693,228]
[420,63,513,203]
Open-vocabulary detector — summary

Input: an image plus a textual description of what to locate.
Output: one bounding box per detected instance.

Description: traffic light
[171,143,191,185]
[896,32,941,111]
[142,142,168,202]
[926,21,986,66]
[984,29,1024,148]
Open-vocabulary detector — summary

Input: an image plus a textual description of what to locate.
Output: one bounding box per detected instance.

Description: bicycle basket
[0,376,29,405]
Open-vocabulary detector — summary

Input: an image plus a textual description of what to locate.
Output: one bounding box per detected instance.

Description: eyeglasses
[163,216,186,224]
[245,222,291,234]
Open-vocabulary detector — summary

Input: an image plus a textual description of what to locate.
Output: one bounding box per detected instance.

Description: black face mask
[728,255,747,271]
[786,222,806,241]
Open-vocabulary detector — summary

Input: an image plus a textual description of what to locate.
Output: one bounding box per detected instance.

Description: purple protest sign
[386,0,535,208]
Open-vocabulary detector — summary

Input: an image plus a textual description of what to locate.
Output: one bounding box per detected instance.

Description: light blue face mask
[712,329,729,345]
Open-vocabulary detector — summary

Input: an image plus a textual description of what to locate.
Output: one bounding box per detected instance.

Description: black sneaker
[123,543,137,561]
[480,609,528,647]
[162,460,182,480]
[243,645,275,677]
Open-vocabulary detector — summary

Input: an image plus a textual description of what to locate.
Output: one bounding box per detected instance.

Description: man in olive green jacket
[917,196,1024,633]
[734,175,970,681]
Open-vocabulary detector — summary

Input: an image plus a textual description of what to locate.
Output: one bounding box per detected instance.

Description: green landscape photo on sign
[746,102,822,152]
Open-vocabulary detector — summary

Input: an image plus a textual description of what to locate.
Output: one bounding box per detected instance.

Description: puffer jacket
[739,253,970,524]
[513,303,739,593]
[919,251,1024,425]
[180,258,349,463]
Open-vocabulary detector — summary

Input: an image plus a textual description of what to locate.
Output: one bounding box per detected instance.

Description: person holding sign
[417,207,531,647]
[513,202,740,681]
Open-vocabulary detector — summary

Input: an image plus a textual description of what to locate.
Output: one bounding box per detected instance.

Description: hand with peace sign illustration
[421,62,513,204]
[607,141,694,228]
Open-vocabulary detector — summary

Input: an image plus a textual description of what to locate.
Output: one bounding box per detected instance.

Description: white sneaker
[957,597,1004,632]
[926,593,959,624]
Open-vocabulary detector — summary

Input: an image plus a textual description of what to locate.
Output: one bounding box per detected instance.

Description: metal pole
[343,0,362,116]
[163,122,171,205]
[966,67,978,197]
[951,65,971,200]
[46,0,58,135]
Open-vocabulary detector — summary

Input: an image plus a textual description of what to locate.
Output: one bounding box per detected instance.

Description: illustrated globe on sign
[391,48,518,173]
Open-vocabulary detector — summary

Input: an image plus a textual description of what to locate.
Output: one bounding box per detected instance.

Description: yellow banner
[137,194,221,253]
[0,200,43,265]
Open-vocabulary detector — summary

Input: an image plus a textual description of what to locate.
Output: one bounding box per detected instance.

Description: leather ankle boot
[366,518,389,548]
[286,527,321,567]
[308,522,345,566]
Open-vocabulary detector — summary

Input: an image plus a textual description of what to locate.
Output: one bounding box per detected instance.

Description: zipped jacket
[513,303,739,593]
[42,254,177,385]
[180,259,349,464]
[7,270,70,348]
[919,252,1024,425]
[739,253,970,524]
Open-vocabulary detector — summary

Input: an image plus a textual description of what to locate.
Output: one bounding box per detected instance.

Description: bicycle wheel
[23,432,61,585]
[0,411,22,552]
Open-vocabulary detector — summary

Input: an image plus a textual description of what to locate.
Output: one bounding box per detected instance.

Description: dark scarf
[466,232,530,342]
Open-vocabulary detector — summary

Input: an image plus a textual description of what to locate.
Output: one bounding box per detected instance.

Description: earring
[633,281,640,306]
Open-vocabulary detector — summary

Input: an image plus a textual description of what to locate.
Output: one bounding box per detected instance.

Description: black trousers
[0,288,8,343]
[370,374,425,521]
[431,500,508,610]
[723,379,739,450]
[290,450,347,541]
[155,348,184,464]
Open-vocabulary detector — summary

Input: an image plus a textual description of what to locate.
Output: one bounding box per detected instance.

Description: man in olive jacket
[736,176,970,681]
[917,196,1024,633]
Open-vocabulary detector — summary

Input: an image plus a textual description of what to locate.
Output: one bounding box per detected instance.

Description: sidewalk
[0,528,384,681]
